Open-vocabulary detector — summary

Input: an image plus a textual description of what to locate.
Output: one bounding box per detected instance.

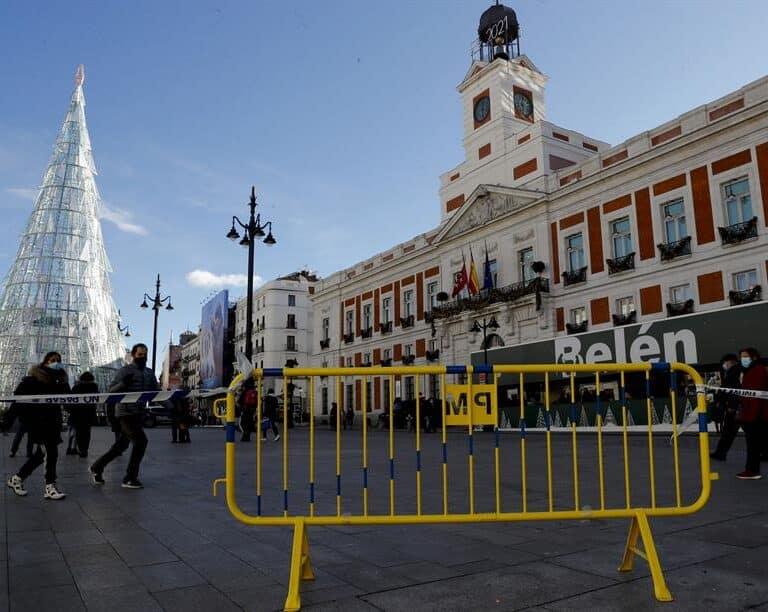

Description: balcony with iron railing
[658,236,691,261]
[425,349,440,362]
[666,299,694,317]
[719,216,758,245]
[427,277,549,321]
[612,310,637,327]
[401,354,415,365]
[399,315,415,329]
[319,338,330,349]
[361,327,373,339]
[380,358,392,367]
[566,320,588,334]
[379,321,393,334]
[343,332,354,344]
[285,344,298,352]
[729,285,761,306]
[606,252,635,275]
[562,267,587,287]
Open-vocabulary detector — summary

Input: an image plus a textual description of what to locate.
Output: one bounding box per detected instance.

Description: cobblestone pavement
[1,425,767,611]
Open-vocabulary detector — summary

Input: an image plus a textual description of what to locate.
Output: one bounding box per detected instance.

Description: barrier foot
[284,519,314,612]
[618,512,672,602]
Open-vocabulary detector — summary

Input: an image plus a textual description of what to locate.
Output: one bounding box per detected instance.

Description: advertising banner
[200,290,229,389]
[478,301,764,369]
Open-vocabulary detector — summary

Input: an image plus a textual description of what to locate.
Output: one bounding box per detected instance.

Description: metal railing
[213,362,714,611]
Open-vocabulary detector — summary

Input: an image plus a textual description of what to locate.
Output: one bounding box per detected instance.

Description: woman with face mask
[735,347,768,480]
[6,351,71,499]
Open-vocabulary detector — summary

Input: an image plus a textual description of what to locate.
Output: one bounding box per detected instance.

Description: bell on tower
[474,1,520,62]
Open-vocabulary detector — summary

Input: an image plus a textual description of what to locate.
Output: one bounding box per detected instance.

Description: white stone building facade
[309,15,768,420]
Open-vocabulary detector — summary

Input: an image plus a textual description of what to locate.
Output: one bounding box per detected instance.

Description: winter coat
[68,381,100,426]
[737,363,768,423]
[13,365,70,445]
[715,364,742,414]
[263,394,278,421]
[108,363,159,417]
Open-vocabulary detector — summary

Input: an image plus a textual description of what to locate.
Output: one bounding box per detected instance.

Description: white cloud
[5,187,38,200]
[99,202,148,235]
[186,269,265,289]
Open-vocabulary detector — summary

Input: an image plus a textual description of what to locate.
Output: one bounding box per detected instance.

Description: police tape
[0,387,230,406]
[696,384,768,399]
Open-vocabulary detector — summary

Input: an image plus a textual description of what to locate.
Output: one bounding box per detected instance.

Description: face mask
[48,362,64,371]
[133,357,147,369]
[741,358,752,368]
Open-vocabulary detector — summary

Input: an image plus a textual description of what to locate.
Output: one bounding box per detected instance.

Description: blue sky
[1,0,767,361]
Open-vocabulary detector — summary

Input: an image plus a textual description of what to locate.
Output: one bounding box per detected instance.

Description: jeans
[743,421,768,473]
[91,415,148,480]
[18,442,59,484]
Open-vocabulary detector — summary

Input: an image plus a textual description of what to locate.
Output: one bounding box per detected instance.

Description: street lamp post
[470,315,500,365]
[226,186,276,362]
[140,273,174,372]
[117,310,131,338]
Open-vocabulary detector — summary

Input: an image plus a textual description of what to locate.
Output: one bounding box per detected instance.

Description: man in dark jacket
[68,372,99,457]
[710,353,743,461]
[262,389,280,441]
[90,343,157,488]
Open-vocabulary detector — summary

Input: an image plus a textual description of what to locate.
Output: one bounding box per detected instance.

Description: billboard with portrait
[200,289,228,389]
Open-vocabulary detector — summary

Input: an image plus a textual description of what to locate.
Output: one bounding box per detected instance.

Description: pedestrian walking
[262,389,280,441]
[6,351,70,499]
[240,382,258,442]
[4,400,34,458]
[345,404,354,430]
[710,354,742,462]
[66,372,99,457]
[329,402,338,430]
[735,347,768,480]
[178,398,192,443]
[89,343,156,489]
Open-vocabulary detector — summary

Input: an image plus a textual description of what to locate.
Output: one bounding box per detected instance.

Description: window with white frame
[321,317,329,341]
[670,284,691,303]
[611,217,633,257]
[404,344,413,357]
[570,306,586,324]
[345,310,354,334]
[722,177,753,226]
[288,294,296,307]
[404,376,415,400]
[383,378,391,408]
[403,289,414,318]
[566,234,584,272]
[346,357,353,367]
[286,335,296,351]
[662,199,687,243]
[616,296,635,316]
[733,269,757,291]
[519,247,534,282]
[429,338,438,352]
[363,351,371,365]
[427,281,438,310]
[382,297,391,323]
[362,304,372,329]
[383,348,391,361]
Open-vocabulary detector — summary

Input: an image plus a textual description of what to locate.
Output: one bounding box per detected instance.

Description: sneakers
[736,470,762,480]
[89,467,105,485]
[44,483,66,500]
[121,479,143,489]
[6,474,27,496]
[274,434,280,442]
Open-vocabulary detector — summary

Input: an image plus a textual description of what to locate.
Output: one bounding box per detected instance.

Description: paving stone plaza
[2,425,767,611]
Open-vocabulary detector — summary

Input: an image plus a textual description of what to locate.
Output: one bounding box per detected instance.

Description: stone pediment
[435,185,542,243]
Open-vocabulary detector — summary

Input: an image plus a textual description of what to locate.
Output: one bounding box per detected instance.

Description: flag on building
[452,252,468,297]
[468,247,480,295]
[482,242,494,291]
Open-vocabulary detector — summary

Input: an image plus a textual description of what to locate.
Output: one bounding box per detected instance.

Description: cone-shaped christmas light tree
[0,65,125,393]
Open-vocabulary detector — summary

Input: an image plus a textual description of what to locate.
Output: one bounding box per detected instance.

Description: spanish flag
[452,253,468,297]
[468,247,480,295]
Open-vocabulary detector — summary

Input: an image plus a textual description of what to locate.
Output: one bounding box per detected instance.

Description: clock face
[514,92,533,119]
[473,96,491,123]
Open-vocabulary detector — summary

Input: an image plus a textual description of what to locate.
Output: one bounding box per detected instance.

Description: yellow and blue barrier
[213,362,715,611]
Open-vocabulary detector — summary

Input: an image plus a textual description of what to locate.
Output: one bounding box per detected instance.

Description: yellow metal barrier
[214,362,714,611]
